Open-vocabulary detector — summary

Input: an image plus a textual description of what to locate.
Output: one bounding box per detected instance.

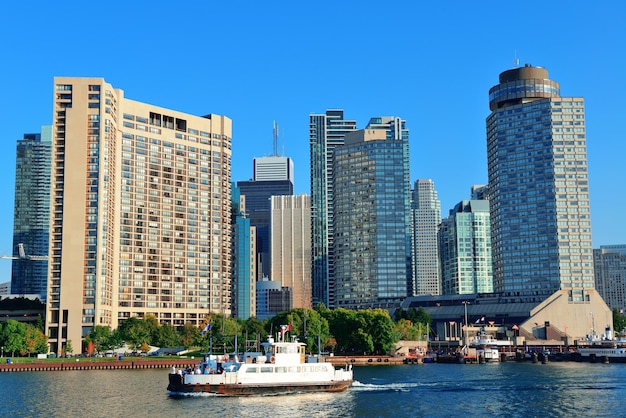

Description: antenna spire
[273,121,278,156]
[513,50,520,67]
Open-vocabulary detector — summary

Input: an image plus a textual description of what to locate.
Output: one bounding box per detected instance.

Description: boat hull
[167,373,352,395]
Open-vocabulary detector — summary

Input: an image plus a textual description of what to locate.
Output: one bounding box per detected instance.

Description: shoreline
[0,355,407,372]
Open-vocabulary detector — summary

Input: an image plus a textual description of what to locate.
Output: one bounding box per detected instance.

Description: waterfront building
[593,245,626,312]
[232,186,257,319]
[236,156,293,281]
[439,186,492,295]
[46,77,232,355]
[487,65,593,302]
[309,110,357,308]
[270,194,312,310]
[11,127,52,299]
[411,179,441,296]
[333,116,411,309]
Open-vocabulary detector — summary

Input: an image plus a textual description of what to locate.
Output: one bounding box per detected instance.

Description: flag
[201,323,211,335]
[474,316,485,324]
[449,321,456,326]
[280,324,292,335]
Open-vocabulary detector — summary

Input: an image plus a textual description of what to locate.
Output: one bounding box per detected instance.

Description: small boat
[469,328,512,363]
[575,327,626,363]
[167,334,353,395]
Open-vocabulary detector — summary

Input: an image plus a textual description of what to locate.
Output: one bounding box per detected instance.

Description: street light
[462,301,470,354]
[1,346,3,357]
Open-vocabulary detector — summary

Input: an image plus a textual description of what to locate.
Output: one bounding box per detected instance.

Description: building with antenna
[236,122,294,281]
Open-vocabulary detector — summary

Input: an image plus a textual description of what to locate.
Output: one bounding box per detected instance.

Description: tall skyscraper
[232,185,257,319]
[439,187,492,295]
[487,65,593,301]
[411,179,441,296]
[237,155,293,280]
[271,194,312,310]
[11,126,52,299]
[593,245,626,312]
[333,116,411,309]
[46,77,232,355]
[309,110,357,307]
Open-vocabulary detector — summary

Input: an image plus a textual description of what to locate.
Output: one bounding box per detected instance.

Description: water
[1,362,624,417]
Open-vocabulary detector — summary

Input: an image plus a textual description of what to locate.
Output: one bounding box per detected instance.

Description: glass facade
[487,66,593,302]
[11,127,52,299]
[333,117,411,308]
[593,245,626,312]
[309,110,357,307]
[236,179,293,280]
[439,198,492,295]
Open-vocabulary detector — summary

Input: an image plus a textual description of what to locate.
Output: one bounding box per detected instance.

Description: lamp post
[462,301,470,354]
[1,346,3,357]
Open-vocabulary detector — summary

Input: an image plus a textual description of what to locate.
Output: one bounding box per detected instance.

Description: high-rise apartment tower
[411,179,441,296]
[46,77,232,355]
[309,110,357,307]
[486,65,593,302]
[333,117,411,308]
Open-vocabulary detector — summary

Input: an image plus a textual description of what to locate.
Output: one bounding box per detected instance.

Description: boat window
[245,367,258,373]
[275,367,287,373]
[288,366,300,373]
[260,367,273,373]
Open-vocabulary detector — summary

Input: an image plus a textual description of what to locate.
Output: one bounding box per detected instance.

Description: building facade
[411,179,441,296]
[333,117,411,308]
[46,77,232,355]
[11,127,52,299]
[309,110,357,308]
[439,191,492,295]
[593,245,626,312]
[270,194,312,310]
[487,65,593,302]
[236,176,293,281]
[254,155,294,184]
[232,186,257,319]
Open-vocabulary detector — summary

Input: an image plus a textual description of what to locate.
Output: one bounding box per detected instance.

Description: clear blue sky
[0,1,624,282]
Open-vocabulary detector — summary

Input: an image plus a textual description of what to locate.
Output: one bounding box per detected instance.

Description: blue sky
[0,2,624,281]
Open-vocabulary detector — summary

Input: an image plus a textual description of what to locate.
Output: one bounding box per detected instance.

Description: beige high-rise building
[46,77,232,355]
[270,194,311,309]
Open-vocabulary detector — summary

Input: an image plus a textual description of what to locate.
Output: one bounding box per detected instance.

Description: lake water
[1,361,624,417]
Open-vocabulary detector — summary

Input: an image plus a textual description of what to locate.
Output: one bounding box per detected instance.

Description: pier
[0,359,198,373]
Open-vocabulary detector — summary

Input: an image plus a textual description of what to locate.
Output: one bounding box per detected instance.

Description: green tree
[24,324,47,356]
[395,319,422,341]
[119,317,151,350]
[266,309,330,354]
[179,323,200,349]
[86,325,113,353]
[2,320,27,356]
[365,309,396,354]
[613,308,626,334]
[154,323,181,348]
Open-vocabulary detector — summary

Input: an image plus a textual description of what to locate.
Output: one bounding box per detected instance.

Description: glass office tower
[486,65,593,302]
[11,127,52,299]
[333,117,411,308]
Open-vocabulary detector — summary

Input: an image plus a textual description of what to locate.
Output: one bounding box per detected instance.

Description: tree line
[0,305,432,357]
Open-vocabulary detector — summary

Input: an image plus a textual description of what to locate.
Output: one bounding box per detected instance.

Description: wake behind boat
[167,333,353,396]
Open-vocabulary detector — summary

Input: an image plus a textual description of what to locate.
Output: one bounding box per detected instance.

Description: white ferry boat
[469,328,513,362]
[575,327,626,363]
[167,334,353,395]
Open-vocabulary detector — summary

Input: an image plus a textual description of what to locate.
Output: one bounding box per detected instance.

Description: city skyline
[1,2,625,283]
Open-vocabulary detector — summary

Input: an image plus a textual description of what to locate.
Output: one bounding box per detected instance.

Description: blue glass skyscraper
[11,126,52,299]
[332,116,411,308]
